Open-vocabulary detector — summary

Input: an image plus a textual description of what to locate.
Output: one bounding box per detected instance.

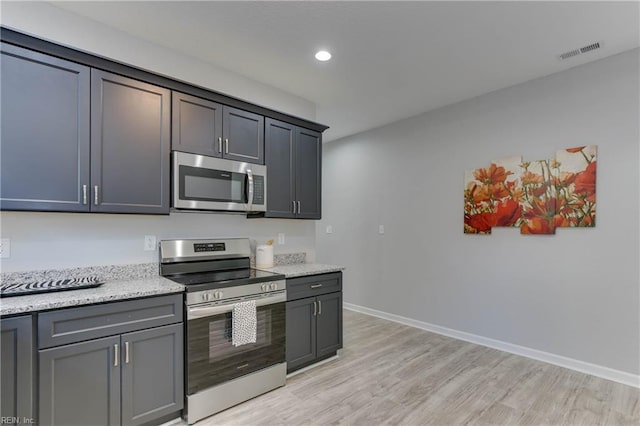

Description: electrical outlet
[277,233,285,245]
[378,225,385,235]
[144,235,157,251]
[326,225,333,234]
[0,238,11,258]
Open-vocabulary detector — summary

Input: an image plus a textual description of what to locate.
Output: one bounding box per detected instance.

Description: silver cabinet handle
[318,300,322,315]
[125,342,130,364]
[113,343,119,367]
[217,137,222,153]
[94,185,99,205]
[82,185,88,205]
[297,201,301,214]
[313,301,317,316]
[310,284,323,289]
[225,138,229,154]
[292,201,296,214]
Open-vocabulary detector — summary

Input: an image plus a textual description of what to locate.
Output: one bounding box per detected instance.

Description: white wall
[317,49,640,376]
[1,211,315,272]
[0,2,317,272]
[0,1,315,120]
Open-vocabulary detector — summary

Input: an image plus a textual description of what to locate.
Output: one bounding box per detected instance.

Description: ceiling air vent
[559,42,601,60]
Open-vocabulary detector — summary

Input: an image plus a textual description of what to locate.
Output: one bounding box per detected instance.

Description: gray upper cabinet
[265,118,322,219]
[295,127,322,219]
[1,315,34,425]
[0,43,170,215]
[91,70,171,214]
[0,43,91,212]
[222,106,264,164]
[172,91,223,158]
[172,92,264,164]
[264,119,296,217]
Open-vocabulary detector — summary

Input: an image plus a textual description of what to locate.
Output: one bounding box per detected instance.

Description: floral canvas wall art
[553,145,597,227]
[463,145,597,236]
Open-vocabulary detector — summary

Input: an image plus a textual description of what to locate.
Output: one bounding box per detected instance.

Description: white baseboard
[344,302,640,389]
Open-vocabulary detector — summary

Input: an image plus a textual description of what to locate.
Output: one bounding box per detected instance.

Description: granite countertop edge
[257,263,345,278]
[1,260,344,316]
[0,277,184,316]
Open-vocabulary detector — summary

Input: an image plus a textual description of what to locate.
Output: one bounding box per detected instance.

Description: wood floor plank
[190,309,639,425]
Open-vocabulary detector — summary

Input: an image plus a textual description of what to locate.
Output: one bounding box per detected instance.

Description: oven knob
[270,283,277,290]
[216,291,223,299]
[261,284,267,291]
[201,293,209,302]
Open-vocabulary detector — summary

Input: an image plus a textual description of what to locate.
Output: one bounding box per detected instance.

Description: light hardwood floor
[197,309,639,425]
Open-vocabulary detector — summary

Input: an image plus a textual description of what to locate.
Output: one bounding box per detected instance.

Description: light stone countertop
[257,263,344,278]
[0,276,184,316]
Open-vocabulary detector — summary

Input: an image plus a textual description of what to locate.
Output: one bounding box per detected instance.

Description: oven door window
[179,165,246,203]
[187,302,285,394]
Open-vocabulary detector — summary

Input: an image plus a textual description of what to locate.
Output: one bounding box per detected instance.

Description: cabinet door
[1,316,34,424]
[222,106,264,164]
[316,292,343,359]
[172,91,222,157]
[121,324,184,426]
[0,43,90,212]
[39,336,120,426]
[294,127,322,219]
[286,298,317,372]
[91,70,170,214]
[264,118,296,218]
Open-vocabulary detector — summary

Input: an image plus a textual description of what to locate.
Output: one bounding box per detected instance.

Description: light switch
[277,233,285,245]
[326,225,333,234]
[378,225,385,235]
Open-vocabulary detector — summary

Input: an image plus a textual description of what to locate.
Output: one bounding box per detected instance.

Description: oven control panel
[194,242,226,252]
[187,280,286,306]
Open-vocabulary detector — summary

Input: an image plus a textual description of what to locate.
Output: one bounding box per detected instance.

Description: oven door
[186,294,285,395]
[173,151,266,212]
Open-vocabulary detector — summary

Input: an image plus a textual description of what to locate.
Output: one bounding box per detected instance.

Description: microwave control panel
[253,176,264,205]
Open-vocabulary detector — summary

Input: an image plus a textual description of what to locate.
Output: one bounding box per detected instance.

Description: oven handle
[187,291,286,320]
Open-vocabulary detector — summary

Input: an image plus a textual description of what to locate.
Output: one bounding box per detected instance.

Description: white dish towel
[232,300,257,347]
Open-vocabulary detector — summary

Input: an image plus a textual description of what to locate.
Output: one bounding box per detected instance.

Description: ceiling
[51,1,639,142]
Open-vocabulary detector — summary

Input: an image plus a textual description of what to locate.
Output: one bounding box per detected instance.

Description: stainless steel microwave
[172,151,266,213]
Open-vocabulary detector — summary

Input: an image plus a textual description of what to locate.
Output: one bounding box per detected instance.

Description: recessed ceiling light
[315,50,332,61]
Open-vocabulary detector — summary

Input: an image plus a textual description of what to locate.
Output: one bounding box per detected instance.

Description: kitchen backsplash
[0,252,307,285]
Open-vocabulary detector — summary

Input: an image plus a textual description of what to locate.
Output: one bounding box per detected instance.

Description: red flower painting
[464,145,597,235]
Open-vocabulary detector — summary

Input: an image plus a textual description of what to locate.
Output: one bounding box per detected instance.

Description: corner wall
[316,49,640,378]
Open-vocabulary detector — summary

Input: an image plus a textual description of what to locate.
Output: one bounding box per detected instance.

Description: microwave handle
[246,169,254,212]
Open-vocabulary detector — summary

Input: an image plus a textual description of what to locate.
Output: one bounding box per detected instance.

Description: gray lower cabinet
[264,118,321,219]
[39,336,121,426]
[1,315,34,425]
[172,91,264,164]
[286,272,343,373]
[38,295,184,426]
[0,43,90,212]
[120,324,184,425]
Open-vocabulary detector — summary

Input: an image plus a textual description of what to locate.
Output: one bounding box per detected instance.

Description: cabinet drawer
[38,294,183,349]
[286,272,342,301]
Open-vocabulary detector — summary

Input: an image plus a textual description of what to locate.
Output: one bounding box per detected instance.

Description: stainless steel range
[160,238,286,425]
